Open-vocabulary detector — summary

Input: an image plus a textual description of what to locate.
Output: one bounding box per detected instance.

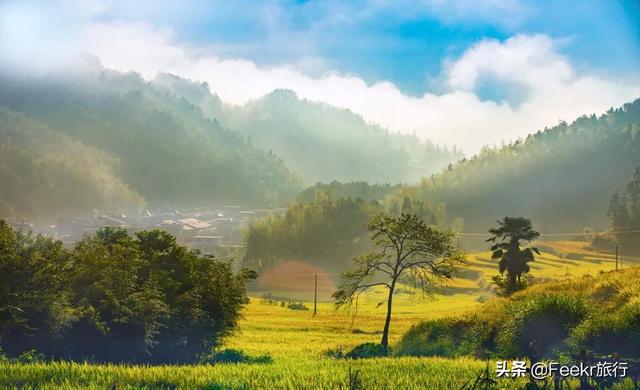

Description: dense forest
[0,107,143,219]
[243,191,447,273]
[605,166,640,253]
[409,99,640,232]
[0,69,302,220]
[154,73,463,184]
[296,181,405,203]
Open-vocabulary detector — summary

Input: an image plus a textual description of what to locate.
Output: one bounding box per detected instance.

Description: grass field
[1,241,634,389]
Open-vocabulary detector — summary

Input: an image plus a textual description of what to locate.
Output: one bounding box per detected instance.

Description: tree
[626,166,640,227]
[333,213,463,349]
[607,190,630,231]
[487,217,540,295]
[0,222,256,363]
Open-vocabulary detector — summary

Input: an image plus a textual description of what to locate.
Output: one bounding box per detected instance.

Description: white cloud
[2,0,636,154]
[85,23,640,153]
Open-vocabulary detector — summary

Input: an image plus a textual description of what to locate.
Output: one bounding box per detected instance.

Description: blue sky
[1,0,640,152]
[91,0,640,96]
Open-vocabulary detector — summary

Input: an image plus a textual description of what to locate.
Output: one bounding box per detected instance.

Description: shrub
[322,346,346,359]
[323,343,389,359]
[345,343,389,359]
[286,302,309,311]
[491,275,527,297]
[496,294,588,359]
[396,318,478,357]
[570,301,640,359]
[590,235,614,251]
[15,350,45,364]
[200,349,272,364]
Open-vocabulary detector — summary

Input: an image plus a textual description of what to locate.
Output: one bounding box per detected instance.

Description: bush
[570,301,640,359]
[15,350,45,364]
[496,294,588,358]
[491,275,528,297]
[322,346,347,359]
[286,302,309,311]
[323,343,389,359]
[396,319,477,357]
[398,270,640,361]
[590,235,614,251]
[345,343,389,359]
[0,223,257,364]
[200,349,272,364]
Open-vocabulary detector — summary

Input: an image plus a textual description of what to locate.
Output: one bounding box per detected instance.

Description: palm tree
[487,217,540,294]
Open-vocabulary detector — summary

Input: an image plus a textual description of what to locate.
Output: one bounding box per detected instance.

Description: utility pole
[615,244,619,271]
[313,273,318,317]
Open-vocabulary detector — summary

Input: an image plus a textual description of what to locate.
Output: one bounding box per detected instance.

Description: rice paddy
[1,241,632,389]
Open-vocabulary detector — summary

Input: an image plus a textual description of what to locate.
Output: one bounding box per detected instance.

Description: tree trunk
[380,282,395,349]
[508,272,517,293]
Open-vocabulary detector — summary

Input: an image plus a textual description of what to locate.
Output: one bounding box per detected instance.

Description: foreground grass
[0,358,529,389]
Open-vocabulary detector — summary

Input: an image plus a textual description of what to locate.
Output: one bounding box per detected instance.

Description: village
[10,206,286,265]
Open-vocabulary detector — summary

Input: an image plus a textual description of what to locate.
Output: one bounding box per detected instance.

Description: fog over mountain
[0,65,462,220]
[153,73,463,185]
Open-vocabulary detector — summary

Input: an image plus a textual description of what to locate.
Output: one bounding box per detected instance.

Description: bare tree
[333,213,464,349]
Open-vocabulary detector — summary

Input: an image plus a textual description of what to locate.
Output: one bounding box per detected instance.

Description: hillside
[153,73,463,184]
[398,266,640,361]
[0,107,143,219]
[411,99,640,232]
[0,70,303,220]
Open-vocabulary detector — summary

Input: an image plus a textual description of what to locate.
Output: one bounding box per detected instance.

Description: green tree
[487,217,540,295]
[0,222,256,363]
[333,213,463,349]
[0,221,71,356]
[626,166,640,227]
[607,190,630,231]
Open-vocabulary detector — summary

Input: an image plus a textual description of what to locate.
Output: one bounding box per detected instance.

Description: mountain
[0,70,303,220]
[409,99,640,233]
[0,106,143,220]
[153,73,463,184]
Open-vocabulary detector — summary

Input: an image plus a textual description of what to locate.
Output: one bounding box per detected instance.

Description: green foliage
[324,343,390,360]
[200,349,272,364]
[394,318,483,358]
[487,217,540,295]
[243,192,446,274]
[490,275,528,297]
[570,299,640,358]
[0,221,255,363]
[411,100,640,232]
[297,181,404,203]
[397,268,640,361]
[0,71,302,219]
[345,343,389,359]
[243,193,378,272]
[0,107,143,220]
[286,302,309,311]
[606,166,640,253]
[495,294,588,358]
[334,213,463,347]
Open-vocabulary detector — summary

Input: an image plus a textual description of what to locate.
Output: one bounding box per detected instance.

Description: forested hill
[0,107,143,220]
[412,99,640,233]
[0,70,302,220]
[153,73,464,184]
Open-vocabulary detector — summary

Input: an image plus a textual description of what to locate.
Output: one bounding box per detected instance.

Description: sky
[1,0,640,153]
